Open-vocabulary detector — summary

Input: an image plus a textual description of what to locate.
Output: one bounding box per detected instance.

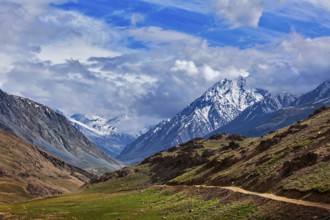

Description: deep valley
[1,106,330,219]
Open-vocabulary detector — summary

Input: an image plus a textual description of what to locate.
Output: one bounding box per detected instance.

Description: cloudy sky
[1,0,330,131]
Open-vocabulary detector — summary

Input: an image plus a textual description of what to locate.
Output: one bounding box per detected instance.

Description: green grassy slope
[0,107,329,219]
[1,173,329,220]
[122,106,330,203]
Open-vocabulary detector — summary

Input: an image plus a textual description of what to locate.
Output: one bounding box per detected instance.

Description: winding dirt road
[192,185,330,210]
[158,184,330,210]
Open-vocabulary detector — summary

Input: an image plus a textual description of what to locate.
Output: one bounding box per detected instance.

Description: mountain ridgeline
[208,80,330,137]
[69,114,141,158]
[118,77,268,164]
[1,78,328,175]
[118,79,330,164]
[0,90,122,174]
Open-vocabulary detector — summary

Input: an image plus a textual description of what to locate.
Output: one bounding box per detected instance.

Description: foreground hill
[0,127,94,203]
[0,89,122,174]
[1,107,329,219]
[122,106,330,203]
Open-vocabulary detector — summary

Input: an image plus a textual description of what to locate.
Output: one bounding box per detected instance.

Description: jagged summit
[208,80,330,138]
[210,76,246,92]
[118,76,268,164]
[200,76,267,113]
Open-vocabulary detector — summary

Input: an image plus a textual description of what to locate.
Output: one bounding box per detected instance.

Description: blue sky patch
[56,0,330,49]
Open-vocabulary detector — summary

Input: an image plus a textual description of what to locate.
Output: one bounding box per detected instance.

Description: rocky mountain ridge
[0,89,122,174]
[118,77,268,164]
[118,79,330,164]
[208,80,330,137]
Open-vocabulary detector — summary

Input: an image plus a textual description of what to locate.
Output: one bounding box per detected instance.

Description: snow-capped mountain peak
[70,114,117,136]
[118,76,268,164]
[203,77,266,111]
[208,80,330,138]
[69,113,149,157]
[192,77,267,125]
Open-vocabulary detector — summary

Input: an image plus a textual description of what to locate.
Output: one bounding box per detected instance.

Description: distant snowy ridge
[69,114,148,157]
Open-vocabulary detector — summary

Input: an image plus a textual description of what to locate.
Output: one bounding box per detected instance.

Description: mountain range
[69,114,147,157]
[2,99,330,219]
[118,77,268,164]
[0,90,122,174]
[1,78,328,171]
[208,80,330,137]
[118,78,330,164]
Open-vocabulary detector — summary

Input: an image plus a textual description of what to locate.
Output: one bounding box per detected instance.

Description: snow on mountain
[70,114,117,136]
[69,114,147,157]
[117,76,268,164]
[0,90,122,174]
[207,80,330,138]
[295,80,330,106]
[243,92,296,118]
[207,92,297,137]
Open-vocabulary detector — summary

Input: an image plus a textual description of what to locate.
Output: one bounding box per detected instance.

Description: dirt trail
[193,185,330,210]
[158,184,330,210]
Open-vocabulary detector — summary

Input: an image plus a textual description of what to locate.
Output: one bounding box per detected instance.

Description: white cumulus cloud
[170,60,199,76]
[212,0,264,27]
[201,64,221,81]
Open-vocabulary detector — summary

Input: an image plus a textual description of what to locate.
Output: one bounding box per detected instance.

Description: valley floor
[0,174,329,220]
[1,107,330,219]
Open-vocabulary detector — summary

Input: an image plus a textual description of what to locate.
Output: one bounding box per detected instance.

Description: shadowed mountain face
[0,127,94,202]
[118,77,268,164]
[0,90,122,174]
[295,81,330,106]
[208,80,330,137]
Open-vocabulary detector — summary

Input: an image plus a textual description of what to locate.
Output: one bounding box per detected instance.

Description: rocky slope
[69,114,146,157]
[98,106,330,204]
[0,89,122,174]
[118,77,267,164]
[208,80,330,137]
[0,126,94,202]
